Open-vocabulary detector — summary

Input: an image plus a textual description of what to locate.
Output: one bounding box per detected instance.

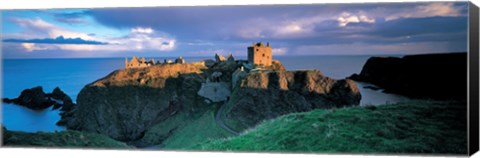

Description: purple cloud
[3,36,109,45]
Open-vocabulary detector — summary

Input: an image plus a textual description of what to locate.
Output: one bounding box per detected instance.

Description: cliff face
[349,53,467,100]
[64,64,208,141]
[226,70,361,130]
[63,60,361,144]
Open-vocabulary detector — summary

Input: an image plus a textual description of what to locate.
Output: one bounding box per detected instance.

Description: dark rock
[63,61,361,143]
[348,53,467,100]
[64,64,208,142]
[3,86,77,111]
[3,86,55,110]
[2,98,14,103]
[52,103,63,110]
[226,70,361,130]
[49,87,76,111]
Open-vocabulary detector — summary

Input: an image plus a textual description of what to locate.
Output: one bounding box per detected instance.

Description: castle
[125,56,154,68]
[248,42,272,67]
[125,56,185,68]
[125,41,273,69]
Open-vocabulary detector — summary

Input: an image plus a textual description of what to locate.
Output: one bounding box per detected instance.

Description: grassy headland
[192,100,467,154]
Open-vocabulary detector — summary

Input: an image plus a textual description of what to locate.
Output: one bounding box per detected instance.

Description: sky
[1,2,469,59]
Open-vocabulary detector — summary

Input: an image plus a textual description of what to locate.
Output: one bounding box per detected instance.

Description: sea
[1,55,410,132]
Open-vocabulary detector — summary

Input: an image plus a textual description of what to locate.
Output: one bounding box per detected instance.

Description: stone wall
[248,43,272,66]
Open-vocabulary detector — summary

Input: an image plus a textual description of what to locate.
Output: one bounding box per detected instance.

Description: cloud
[384,2,466,21]
[53,10,90,24]
[272,48,288,55]
[1,2,469,58]
[369,16,467,38]
[294,41,467,55]
[108,28,176,51]
[21,43,46,52]
[337,12,375,27]
[4,36,108,45]
[7,17,97,40]
[85,2,466,41]
[131,27,154,34]
[5,17,175,52]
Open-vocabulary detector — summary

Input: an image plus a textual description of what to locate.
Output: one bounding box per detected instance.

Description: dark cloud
[369,16,467,38]
[3,36,108,45]
[1,2,469,58]
[85,4,384,39]
[53,10,91,24]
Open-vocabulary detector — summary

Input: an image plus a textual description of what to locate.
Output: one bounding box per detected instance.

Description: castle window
[263,54,265,57]
[256,49,259,51]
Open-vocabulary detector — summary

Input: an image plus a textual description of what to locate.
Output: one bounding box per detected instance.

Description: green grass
[191,100,467,154]
[136,103,234,149]
[3,128,131,149]
[161,108,234,149]
[222,87,250,132]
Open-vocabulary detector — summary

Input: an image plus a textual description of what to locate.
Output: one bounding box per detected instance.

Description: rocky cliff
[62,60,361,145]
[225,70,361,130]
[349,53,467,100]
[62,63,208,142]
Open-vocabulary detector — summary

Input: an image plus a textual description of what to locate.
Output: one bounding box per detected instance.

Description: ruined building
[215,53,226,62]
[175,56,186,64]
[125,56,153,68]
[232,66,247,88]
[248,42,272,67]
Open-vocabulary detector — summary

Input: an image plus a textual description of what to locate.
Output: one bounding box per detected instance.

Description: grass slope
[192,100,467,154]
[161,108,234,149]
[137,103,234,149]
[3,128,131,149]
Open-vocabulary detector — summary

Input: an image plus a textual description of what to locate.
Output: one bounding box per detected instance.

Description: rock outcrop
[62,64,208,142]
[2,86,75,111]
[225,70,361,130]
[349,53,467,100]
[62,59,361,144]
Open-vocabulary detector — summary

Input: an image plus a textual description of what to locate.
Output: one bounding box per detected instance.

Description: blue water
[275,55,370,79]
[1,55,409,132]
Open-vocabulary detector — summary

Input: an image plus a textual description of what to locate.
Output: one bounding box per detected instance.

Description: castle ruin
[125,56,154,68]
[125,56,186,68]
[248,42,272,67]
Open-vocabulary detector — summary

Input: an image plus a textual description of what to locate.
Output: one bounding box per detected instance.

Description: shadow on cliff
[221,70,362,132]
[63,72,209,143]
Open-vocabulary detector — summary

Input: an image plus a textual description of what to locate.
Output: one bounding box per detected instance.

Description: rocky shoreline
[3,52,467,149]
[55,58,360,145]
[3,86,76,111]
[349,52,467,100]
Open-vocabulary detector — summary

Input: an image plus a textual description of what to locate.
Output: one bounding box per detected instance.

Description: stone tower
[248,42,272,67]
